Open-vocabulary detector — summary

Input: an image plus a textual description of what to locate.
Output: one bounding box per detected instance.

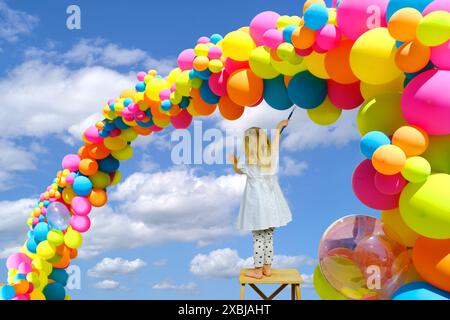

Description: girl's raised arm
[228,154,244,175]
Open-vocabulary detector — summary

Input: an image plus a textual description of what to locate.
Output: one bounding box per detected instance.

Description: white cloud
[92,280,121,290]
[152,259,167,268]
[0,141,37,191]
[301,273,314,289]
[76,169,245,258]
[0,1,39,42]
[279,157,308,176]
[190,248,315,278]
[87,257,147,278]
[0,245,21,259]
[152,280,197,291]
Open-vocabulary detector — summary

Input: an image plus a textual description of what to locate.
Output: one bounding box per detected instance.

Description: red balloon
[374,172,407,195]
[328,80,364,110]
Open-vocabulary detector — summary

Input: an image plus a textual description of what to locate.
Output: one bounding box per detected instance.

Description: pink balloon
[61,154,80,172]
[422,0,450,15]
[137,71,146,81]
[295,47,314,56]
[6,253,31,270]
[18,262,32,274]
[177,49,196,71]
[170,109,192,129]
[250,11,281,46]
[430,40,450,70]
[65,173,75,185]
[13,294,30,300]
[208,46,223,60]
[327,80,364,110]
[208,71,229,97]
[263,29,284,49]
[312,43,328,53]
[84,126,103,143]
[159,89,171,101]
[224,58,249,74]
[149,124,163,132]
[336,0,389,40]
[316,24,341,51]
[374,172,407,195]
[402,69,450,135]
[352,159,400,210]
[70,215,91,233]
[71,196,92,216]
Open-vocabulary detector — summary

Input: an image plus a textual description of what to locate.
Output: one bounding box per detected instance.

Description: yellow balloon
[90,171,110,189]
[47,229,64,246]
[360,75,405,100]
[307,97,342,125]
[401,156,431,183]
[350,28,402,85]
[153,117,170,128]
[30,290,46,300]
[119,128,138,142]
[304,51,330,79]
[64,227,83,249]
[416,11,450,47]
[145,77,168,101]
[111,145,134,161]
[110,170,122,186]
[222,30,256,62]
[381,209,418,247]
[36,241,56,260]
[104,136,127,151]
[62,187,76,204]
[271,55,307,76]
[249,46,280,79]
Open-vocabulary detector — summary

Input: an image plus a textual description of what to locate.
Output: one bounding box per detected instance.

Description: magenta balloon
[208,70,229,97]
[178,49,196,71]
[327,80,364,110]
[316,24,341,51]
[430,40,450,70]
[352,159,400,210]
[374,172,407,195]
[422,0,450,15]
[70,215,91,233]
[71,196,92,216]
[6,253,31,270]
[402,69,450,135]
[84,126,103,143]
[170,109,193,129]
[249,11,280,46]
[336,0,389,40]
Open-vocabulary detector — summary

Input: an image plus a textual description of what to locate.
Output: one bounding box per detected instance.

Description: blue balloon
[72,176,93,196]
[304,3,329,31]
[46,201,70,230]
[113,117,130,130]
[392,282,450,300]
[43,282,66,300]
[13,274,26,281]
[210,34,223,44]
[49,268,69,287]
[136,117,154,128]
[161,100,172,111]
[179,97,190,109]
[386,0,434,22]
[98,156,120,173]
[26,237,37,253]
[360,131,391,159]
[263,75,293,110]
[283,25,297,43]
[200,81,220,104]
[0,285,16,300]
[135,82,146,92]
[287,71,327,109]
[33,222,50,243]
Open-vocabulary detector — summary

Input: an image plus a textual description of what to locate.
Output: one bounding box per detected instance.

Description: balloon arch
[1,0,450,300]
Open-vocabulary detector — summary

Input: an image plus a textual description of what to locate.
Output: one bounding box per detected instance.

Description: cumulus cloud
[0,1,39,42]
[152,259,167,268]
[152,280,197,291]
[190,248,315,279]
[92,279,121,290]
[87,257,147,278]
[279,157,308,176]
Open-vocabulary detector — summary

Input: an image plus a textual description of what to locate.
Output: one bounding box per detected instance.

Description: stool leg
[295,285,301,300]
[291,284,295,300]
[240,284,245,300]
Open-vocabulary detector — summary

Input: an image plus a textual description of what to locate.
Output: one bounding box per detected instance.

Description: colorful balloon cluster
[1,0,449,300]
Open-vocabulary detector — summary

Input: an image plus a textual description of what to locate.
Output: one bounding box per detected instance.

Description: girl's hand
[228,154,239,165]
[276,119,289,131]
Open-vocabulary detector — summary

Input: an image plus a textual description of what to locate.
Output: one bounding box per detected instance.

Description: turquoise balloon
[386,0,434,22]
[43,282,66,300]
[263,75,293,110]
[287,71,327,109]
[392,282,450,300]
[200,81,220,104]
[49,268,69,287]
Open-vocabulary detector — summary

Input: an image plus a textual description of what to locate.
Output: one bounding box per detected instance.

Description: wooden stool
[238,268,303,300]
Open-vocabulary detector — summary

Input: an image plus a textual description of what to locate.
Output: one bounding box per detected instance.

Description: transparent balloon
[46,202,71,231]
[318,215,411,300]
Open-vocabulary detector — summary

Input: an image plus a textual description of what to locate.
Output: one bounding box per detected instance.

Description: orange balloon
[86,143,110,160]
[193,56,209,71]
[52,251,71,269]
[13,280,29,295]
[168,104,182,116]
[325,39,358,84]
[190,88,217,116]
[372,145,407,175]
[78,145,90,159]
[227,69,264,107]
[395,41,430,73]
[133,126,153,136]
[150,103,169,121]
[392,126,429,156]
[284,76,292,87]
[413,237,450,292]
[88,188,108,207]
[291,26,316,50]
[270,48,283,62]
[78,158,99,176]
[70,248,78,259]
[218,96,245,120]
[388,8,423,42]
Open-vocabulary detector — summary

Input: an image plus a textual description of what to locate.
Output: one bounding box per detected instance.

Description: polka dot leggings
[252,228,275,268]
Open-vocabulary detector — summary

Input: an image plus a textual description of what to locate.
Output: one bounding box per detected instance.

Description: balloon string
[280,107,295,135]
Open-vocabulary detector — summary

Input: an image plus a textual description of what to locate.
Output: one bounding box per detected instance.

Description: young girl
[229,120,292,279]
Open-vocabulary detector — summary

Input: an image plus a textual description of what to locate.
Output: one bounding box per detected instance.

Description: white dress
[237,163,293,231]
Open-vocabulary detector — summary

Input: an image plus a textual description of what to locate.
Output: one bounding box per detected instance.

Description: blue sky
[0,0,379,300]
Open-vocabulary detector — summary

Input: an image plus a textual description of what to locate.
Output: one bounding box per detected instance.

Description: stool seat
[238,268,303,300]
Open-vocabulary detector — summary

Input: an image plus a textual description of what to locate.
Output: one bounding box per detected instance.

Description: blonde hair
[243,127,272,169]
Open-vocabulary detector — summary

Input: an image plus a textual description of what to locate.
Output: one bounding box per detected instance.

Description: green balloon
[357,92,406,136]
[313,265,348,300]
[399,174,450,239]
